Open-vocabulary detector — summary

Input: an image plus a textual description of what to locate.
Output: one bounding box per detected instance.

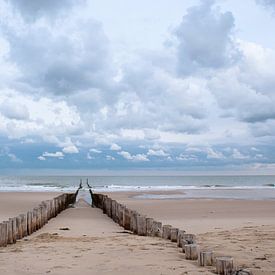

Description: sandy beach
[0,191,274,274]
[105,191,275,274]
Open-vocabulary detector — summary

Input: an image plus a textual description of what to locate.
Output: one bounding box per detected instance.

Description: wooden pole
[130,211,138,234]
[170,227,178,242]
[216,256,234,275]
[177,229,186,247]
[27,211,33,235]
[146,217,154,236]
[123,207,131,230]
[181,234,196,253]
[16,215,22,239]
[6,219,13,244]
[162,225,172,239]
[0,222,7,247]
[185,244,199,260]
[137,215,147,236]
[151,220,162,237]
[198,251,213,266]
[11,217,17,243]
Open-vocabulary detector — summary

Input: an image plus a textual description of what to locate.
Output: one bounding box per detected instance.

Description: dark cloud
[174,0,239,75]
[7,0,84,21]
[256,0,275,10]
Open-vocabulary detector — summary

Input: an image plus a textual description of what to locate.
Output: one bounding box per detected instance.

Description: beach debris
[216,256,234,275]
[59,227,70,231]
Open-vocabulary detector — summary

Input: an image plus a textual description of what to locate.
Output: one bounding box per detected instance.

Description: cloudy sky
[0,0,275,174]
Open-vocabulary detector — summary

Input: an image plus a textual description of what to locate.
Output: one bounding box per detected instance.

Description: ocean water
[0,175,275,200]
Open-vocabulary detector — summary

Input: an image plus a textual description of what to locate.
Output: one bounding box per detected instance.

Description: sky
[0,0,275,174]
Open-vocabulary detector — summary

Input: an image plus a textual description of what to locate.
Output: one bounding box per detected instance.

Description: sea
[0,175,275,200]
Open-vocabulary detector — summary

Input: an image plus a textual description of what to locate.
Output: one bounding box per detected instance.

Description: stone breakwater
[92,193,253,275]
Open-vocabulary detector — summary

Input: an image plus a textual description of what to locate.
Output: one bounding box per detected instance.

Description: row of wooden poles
[92,193,251,275]
[0,193,76,247]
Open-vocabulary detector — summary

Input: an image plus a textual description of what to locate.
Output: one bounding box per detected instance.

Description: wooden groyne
[92,193,253,275]
[0,193,76,247]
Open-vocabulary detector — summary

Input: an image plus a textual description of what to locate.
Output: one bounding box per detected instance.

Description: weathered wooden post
[6,219,13,244]
[170,227,178,242]
[102,195,107,214]
[130,211,138,234]
[151,220,162,237]
[0,222,8,247]
[118,204,124,226]
[111,200,118,223]
[137,215,147,236]
[27,211,33,235]
[123,207,131,230]
[16,215,22,239]
[162,225,172,239]
[182,234,196,252]
[198,251,213,266]
[106,197,112,217]
[20,214,28,237]
[185,244,199,260]
[177,229,186,247]
[146,217,154,236]
[11,217,17,243]
[216,256,234,275]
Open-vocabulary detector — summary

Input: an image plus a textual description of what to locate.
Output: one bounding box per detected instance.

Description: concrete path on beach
[0,198,212,275]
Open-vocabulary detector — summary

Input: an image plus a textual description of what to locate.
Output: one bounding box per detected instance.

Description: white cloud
[89,148,102,153]
[38,156,46,161]
[110,143,121,151]
[147,149,169,157]
[62,145,79,154]
[231,148,249,159]
[106,155,115,161]
[41,151,64,159]
[205,147,224,159]
[118,151,149,162]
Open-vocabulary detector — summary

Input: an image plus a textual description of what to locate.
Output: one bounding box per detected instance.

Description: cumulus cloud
[118,151,149,162]
[41,151,64,159]
[147,149,169,157]
[0,0,275,170]
[106,155,115,161]
[110,143,121,151]
[174,0,239,75]
[62,145,79,154]
[7,0,84,21]
[0,99,29,120]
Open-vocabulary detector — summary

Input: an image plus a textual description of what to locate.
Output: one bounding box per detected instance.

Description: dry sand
[0,191,275,274]
[0,193,211,275]
[105,191,275,275]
